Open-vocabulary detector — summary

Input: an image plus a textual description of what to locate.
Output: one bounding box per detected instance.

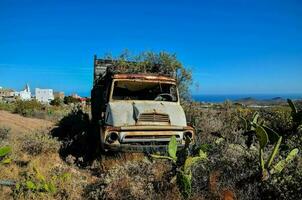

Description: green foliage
[262,125,280,143]
[0,101,16,112]
[260,108,293,137]
[287,98,302,125]
[184,149,208,172]
[240,110,299,180]
[14,100,43,116]
[241,111,281,148]
[168,136,178,161]
[260,156,302,200]
[0,146,11,157]
[266,136,282,169]
[254,124,299,180]
[13,166,72,198]
[177,171,192,199]
[270,148,299,174]
[105,50,192,100]
[252,112,260,127]
[64,96,80,104]
[15,167,57,194]
[287,99,297,115]
[255,125,268,148]
[50,97,64,106]
[0,146,12,165]
[182,103,302,199]
[151,136,207,199]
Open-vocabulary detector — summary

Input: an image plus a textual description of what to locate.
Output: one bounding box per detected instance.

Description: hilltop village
[0,84,87,105]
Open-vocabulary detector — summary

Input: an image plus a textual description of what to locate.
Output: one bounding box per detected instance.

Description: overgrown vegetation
[104,50,192,99]
[151,136,207,199]
[1,99,301,199]
[0,102,15,112]
[0,100,75,122]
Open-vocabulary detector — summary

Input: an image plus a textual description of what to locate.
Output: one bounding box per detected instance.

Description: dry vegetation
[0,99,301,200]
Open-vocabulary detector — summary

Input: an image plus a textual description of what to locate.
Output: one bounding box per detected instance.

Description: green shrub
[51,107,92,166]
[151,136,207,199]
[13,166,74,198]
[260,157,302,199]
[50,97,64,106]
[14,100,43,116]
[260,108,294,137]
[184,104,243,146]
[64,96,80,105]
[0,102,16,112]
[0,145,12,165]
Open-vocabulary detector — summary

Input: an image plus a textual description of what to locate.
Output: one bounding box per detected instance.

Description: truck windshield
[111,80,178,102]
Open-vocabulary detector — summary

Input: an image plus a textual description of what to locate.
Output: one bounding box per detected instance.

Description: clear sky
[0,0,301,96]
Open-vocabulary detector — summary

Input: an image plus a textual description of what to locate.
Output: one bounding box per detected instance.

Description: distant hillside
[235,96,288,105]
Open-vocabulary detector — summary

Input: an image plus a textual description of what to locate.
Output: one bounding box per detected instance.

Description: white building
[35,88,54,103]
[14,84,31,100]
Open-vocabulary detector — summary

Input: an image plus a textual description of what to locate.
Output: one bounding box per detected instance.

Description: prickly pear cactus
[177,171,192,199]
[287,99,302,124]
[270,148,299,174]
[265,136,282,169]
[168,136,177,161]
[255,125,268,148]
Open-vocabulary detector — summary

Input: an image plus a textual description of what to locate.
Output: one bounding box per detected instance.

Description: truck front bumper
[103,143,186,152]
[101,125,194,152]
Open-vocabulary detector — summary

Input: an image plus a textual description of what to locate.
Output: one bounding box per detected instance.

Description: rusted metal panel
[104,125,193,131]
[105,101,187,127]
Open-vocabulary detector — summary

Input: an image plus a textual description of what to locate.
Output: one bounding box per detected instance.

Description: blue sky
[0,0,301,96]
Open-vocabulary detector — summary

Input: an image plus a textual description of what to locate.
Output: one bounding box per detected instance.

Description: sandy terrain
[0,110,53,133]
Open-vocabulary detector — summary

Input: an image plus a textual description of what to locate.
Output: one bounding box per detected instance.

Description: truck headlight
[183,131,193,140]
[106,132,119,143]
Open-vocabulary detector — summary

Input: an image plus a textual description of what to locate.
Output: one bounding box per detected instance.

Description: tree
[50,97,63,106]
[64,96,80,105]
[105,50,192,100]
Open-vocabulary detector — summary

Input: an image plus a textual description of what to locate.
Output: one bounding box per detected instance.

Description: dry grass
[0,111,94,199]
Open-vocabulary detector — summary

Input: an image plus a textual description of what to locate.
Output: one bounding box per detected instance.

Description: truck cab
[91,56,194,152]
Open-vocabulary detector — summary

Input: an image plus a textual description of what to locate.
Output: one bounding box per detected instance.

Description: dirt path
[0,110,54,132]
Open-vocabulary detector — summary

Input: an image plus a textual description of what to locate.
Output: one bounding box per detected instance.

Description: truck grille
[125,135,180,139]
[138,113,170,123]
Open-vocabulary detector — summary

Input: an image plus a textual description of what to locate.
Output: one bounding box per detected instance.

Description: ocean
[192,94,302,103]
[76,91,302,103]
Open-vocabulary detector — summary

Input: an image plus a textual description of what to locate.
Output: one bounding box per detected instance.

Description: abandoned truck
[91,55,194,151]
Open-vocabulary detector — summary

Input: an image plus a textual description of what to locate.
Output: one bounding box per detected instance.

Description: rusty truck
[91,55,194,152]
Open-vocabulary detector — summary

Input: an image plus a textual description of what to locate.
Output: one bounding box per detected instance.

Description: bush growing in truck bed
[103,50,192,100]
